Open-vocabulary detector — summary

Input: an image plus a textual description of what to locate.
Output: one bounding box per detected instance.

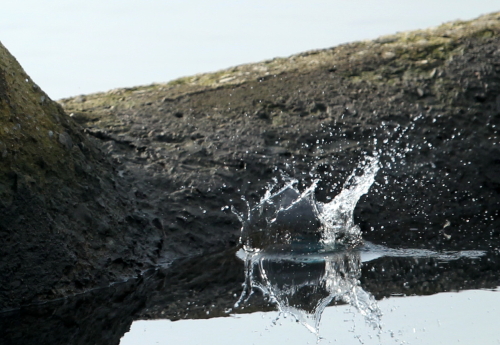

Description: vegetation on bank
[60,11,500,119]
[0,42,86,206]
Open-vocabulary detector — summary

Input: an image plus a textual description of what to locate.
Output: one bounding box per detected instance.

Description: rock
[152,218,163,230]
[58,132,73,150]
[254,109,269,119]
[308,102,327,113]
[382,51,396,60]
[74,95,86,103]
[56,12,499,256]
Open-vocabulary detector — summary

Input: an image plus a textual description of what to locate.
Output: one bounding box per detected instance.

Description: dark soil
[1,12,499,311]
[65,19,500,252]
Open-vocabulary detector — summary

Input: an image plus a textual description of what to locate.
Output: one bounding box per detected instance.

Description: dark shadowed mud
[0,43,164,311]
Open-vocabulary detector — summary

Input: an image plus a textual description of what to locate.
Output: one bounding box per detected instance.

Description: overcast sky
[2,1,499,99]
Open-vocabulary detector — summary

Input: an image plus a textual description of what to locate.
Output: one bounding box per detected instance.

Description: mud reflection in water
[235,247,382,334]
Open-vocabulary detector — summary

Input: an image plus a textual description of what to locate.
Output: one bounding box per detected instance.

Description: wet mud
[1,13,499,312]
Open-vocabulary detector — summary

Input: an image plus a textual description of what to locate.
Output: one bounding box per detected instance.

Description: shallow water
[234,243,486,335]
[1,246,499,345]
[117,242,500,345]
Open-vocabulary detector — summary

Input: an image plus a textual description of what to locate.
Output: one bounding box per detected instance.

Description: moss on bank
[0,42,86,206]
[60,11,500,120]
[1,41,164,310]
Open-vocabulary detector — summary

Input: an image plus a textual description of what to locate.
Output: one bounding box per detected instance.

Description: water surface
[121,287,500,345]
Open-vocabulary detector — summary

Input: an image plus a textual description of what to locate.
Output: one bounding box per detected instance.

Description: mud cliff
[60,12,500,250]
[1,12,500,310]
[0,42,163,310]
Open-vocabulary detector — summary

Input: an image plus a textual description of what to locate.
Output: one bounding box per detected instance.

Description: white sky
[1,1,499,99]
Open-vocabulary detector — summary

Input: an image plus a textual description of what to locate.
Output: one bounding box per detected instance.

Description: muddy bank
[61,12,500,252]
[0,43,163,310]
[1,12,500,310]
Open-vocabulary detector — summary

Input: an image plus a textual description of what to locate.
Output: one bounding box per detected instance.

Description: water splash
[232,153,380,251]
[318,154,380,246]
[359,241,486,262]
[231,153,382,336]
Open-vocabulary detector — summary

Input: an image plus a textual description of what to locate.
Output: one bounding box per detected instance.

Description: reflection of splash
[232,154,380,250]
[235,248,382,335]
[234,244,486,336]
